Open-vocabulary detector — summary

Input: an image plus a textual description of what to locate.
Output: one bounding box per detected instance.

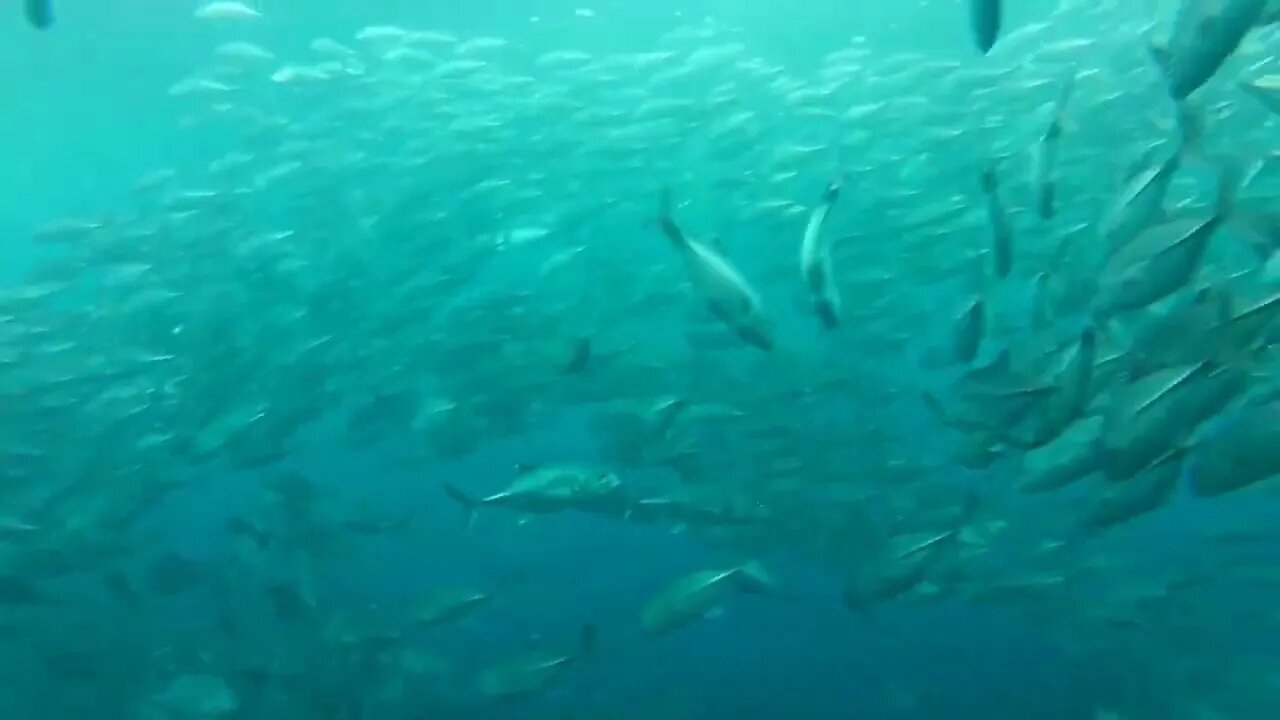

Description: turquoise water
[4,1,1280,718]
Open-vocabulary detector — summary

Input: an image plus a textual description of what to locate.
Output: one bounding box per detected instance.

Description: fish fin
[732,560,776,594]
[704,606,726,620]
[442,484,479,531]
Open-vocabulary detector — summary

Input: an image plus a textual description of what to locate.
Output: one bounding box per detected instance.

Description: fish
[800,179,843,328]
[1031,73,1075,220]
[24,0,53,29]
[1019,416,1105,494]
[478,626,597,700]
[1099,361,1246,481]
[1100,103,1201,253]
[478,652,577,699]
[1150,0,1269,99]
[980,165,1013,278]
[952,297,985,365]
[659,190,775,351]
[1094,165,1238,320]
[443,464,629,527]
[970,0,1002,54]
[1189,399,1280,497]
[1079,450,1183,530]
[416,588,492,627]
[641,561,773,636]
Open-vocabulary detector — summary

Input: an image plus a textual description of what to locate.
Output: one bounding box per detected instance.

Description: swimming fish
[1150,0,1268,99]
[443,464,629,527]
[1031,74,1075,220]
[800,180,843,328]
[970,0,1002,54]
[659,190,774,351]
[981,165,1013,278]
[24,0,53,29]
[641,561,773,636]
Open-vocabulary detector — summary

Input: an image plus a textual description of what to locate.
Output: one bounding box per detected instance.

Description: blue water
[4,1,1278,719]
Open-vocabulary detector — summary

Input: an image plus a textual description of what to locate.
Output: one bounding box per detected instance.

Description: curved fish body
[800,180,842,328]
[1151,0,1268,99]
[970,0,1002,54]
[25,0,53,29]
[660,193,774,351]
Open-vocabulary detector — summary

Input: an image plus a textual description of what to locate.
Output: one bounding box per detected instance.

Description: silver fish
[800,180,842,329]
[1150,0,1268,99]
[660,191,774,351]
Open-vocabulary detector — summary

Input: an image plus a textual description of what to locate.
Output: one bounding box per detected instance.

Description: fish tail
[1173,100,1205,160]
[1037,180,1056,220]
[442,484,479,531]
[980,165,999,194]
[732,560,775,594]
[25,0,54,29]
[814,297,839,329]
[1214,160,1245,222]
[658,188,688,247]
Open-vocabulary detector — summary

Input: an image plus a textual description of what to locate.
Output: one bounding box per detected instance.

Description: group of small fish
[8,0,1280,716]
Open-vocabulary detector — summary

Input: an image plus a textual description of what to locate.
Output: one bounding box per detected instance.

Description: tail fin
[442,484,479,531]
[731,560,777,595]
[1213,160,1245,223]
[25,0,54,29]
[980,164,999,194]
[814,297,839,329]
[658,188,688,247]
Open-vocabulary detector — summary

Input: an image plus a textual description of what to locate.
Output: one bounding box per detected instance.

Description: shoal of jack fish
[8,0,1280,718]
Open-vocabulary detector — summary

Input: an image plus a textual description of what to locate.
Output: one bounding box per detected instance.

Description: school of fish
[7,0,1280,717]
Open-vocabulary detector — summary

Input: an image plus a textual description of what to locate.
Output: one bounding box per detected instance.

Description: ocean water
[4,1,1280,719]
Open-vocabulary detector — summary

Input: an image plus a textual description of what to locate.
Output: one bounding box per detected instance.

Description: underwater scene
[4,0,1280,717]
